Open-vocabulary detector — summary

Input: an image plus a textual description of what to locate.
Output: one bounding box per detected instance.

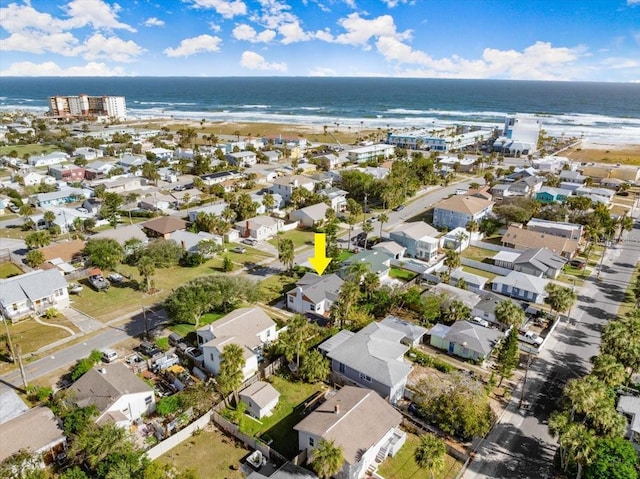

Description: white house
[0,269,69,323]
[269,175,315,202]
[22,172,57,187]
[347,144,395,163]
[389,222,440,261]
[73,147,103,160]
[294,386,405,479]
[318,187,348,212]
[29,151,69,167]
[287,273,343,316]
[289,202,330,228]
[196,307,277,380]
[227,151,258,167]
[239,381,280,419]
[235,215,285,241]
[69,363,156,427]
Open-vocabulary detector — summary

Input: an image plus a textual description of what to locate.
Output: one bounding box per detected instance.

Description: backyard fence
[460,258,512,276]
[470,240,523,254]
[144,410,213,461]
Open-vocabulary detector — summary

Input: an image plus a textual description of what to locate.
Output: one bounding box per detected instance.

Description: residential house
[262,150,282,163]
[0,385,29,425]
[380,315,427,347]
[491,271,550,303]
[611,166,640,183]
[437,156,475,172]
[0,269,69,322]
[502,224,579,258]
[29,188,88,207]
[73,147,103,160]
[48,165,85,182]
[0,407,66,468]
[575,186,615,205]
[69,363,156,427]
[318,187,348,212]
[118,154,145,169]
[289,202,330,228]
[287,273,343,316]
[508,176,544,197]
[559,170,587,185]
[235,215,285,241]
[141,217,187,239]
[389,222,439,261]
[102,176,145,193]
[170,230,223,254]
[269,175,315,202]
[197,307,277,380]
[372,241,406,260]
[428,320,503,362]
[532,156,568,172]
[146,147,173,161]
[29,151,69,167]
[427,283,482,310]
[489,183,514,201]
[432,195,494,230]
[84,160,114,180]
[535,186,572,204]
[294,386,405,479]
[227,151,258,167]
[171,188,201,207]
[600,177,627,189]
[439,227,471,251]
[315,154,345,170]
[617,395,640,445]
[92,224,148,245]
[355,165,390,180]
[187,202,229,222]
[449,268,488,292]
[339,250,393,283]
[22,172,56,187]
[318,322,413,403]
[200,170,241,186]
[472,291,522,326]
[139,193,174,212]
[247,462,318,479]
[239,381,280,419]
[495,247,567,279]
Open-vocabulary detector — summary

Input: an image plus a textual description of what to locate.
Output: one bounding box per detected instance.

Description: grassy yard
[0,144,59,157]
[226,246,274,267]
[229,374,326,459]
[260,271,304,304]
[461,246,496,262]
[169,311,225,337]
[2,315,79,358]
[334,250,355,263]
[564,146,640,166]
[71,259,227,322]
[0,227,32,240]
[618,263,640,317]
[461,266,497,281]
[268,229,316,250]
[377,433,463,479]
[557,269,585,288]
[389,267,418,282]
[155,425,249,479]
[0,262,24,279]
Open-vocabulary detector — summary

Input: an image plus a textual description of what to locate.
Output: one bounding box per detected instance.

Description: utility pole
[1,313,15,363]
[519,353,535,410]
[16,344,28,390]
[142,305,149,341]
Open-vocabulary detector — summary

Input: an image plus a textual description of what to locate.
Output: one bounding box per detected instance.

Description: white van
[101,348,118,363]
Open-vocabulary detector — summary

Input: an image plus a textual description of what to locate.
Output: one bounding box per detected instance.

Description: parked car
[168,333,183,347]
[138,341,162,357]
[393,204,405,211]
[470,317,490,328]
[88,269,109,291]
[568,259,586,269]
[519,330,543,346]
[232,246,246,253]
[184,347,204,365]
[67,283,83,294]
[76,207,89,214]
[242,238,259,246]
[107,273,124,283]
[8,203,20,213]
[101,348,118,363]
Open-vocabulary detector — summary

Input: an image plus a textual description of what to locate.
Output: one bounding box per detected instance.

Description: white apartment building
[48,95,127,121]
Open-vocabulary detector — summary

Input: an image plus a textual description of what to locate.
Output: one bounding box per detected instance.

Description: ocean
[1,77,639,145]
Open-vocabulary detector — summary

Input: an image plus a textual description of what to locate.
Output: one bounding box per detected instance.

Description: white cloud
[232,24,276,43]
[144,17,165,27]
[278,20,311,44]
[381,0,413,7]
[82,33,145,62]
[189,0,247,18]
[209,22,222,32]
[376,35,430,64]
[62,0,136,32]
[308,66,337,76]
[0,3,64,34]
[164,34,223,57]
[602,57,640,69]
[0,61,127,77]
[335,13,411,48]
[1,31,80,55]
[627,0,640,5]
[240,51,287,71]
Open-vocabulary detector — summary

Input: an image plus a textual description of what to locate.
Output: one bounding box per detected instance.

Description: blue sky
[0,0,639,81]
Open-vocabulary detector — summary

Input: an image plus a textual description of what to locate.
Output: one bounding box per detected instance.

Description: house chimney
[334,403,340,414]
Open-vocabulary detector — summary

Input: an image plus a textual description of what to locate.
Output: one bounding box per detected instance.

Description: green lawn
[1,315,79,360]
[377,433,463,479]
[0,144,59,156]
[618,263,640,317]
[389,267,418,282]
[461,246,496,262]
[229,374,326,459]
[225,245,274,266]
[268,229,316,249]
[461,266,497,281]
[155,426,248,479]
[260,271,304,304]
[0,262,24,279]
[71,259,226,322]
[335,250,355,263]
[169,312,225,337]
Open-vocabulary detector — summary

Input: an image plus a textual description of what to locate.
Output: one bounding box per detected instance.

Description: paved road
[463,220,640,478]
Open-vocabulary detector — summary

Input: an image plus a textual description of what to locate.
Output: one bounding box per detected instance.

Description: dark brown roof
[141,216,187,235]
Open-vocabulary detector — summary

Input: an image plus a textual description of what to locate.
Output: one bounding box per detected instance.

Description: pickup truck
[88,268,109,291]
[519,330,543,346]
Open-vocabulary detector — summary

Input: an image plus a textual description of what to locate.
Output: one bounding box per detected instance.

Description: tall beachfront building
[48,95,127,121]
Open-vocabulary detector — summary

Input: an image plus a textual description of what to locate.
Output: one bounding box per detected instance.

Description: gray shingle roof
[380,315,427,343]
[431,321,503,356]
[240,381,280,409]
[0,407,66,462]
[326,322,412,388]
[0,269,67,305]
[293,273,343,304]
[493,271,549,294]
[514,248,566,273]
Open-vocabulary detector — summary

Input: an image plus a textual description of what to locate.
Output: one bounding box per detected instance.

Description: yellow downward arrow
[309,233,332,275]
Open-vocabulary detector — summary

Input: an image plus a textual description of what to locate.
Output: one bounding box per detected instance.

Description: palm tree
[455,229,469,253]
[590,354,627,388]
[564,376,608,421]
[43,210,56,228]
[277,314,314,370]
[69,423,131,471]
[362,221,374,250]
[495,300,525,328]
[278,238,295,272]
[616,213,633,242]
[331,281,361,328]
[138,255,155,293]
[414,433,446,479]
[562,423,597,479]
[544,283,577,320]
[18,203,33,226]
[311,439,344,479]
[444,249,460,277]
[218,343,246,406]
[346,261,369,283]
[378,212,388,238]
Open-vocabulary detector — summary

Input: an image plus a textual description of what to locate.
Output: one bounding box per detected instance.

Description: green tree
[278,238,295,272]
[444,248,460,277]
[584,437,639,479]
[138,255,156,292]
[495,327,519,386]
[601,309,640,371]
[300,349,330,383]
[590,354,627,388]
[25,230,51,249]
[414,433,447,479]
[70,350,103,381]
[616,213,633,243]
[275,314,315,369]
[217,343,246,406]
[544,283,577,320]
[141,161,160,186]
[59,466,89,479]
[83,238,124,270]
[378,212,388,237]
[43,210,56,227]
[24,249,45,268]
[99,192,124,227]
[141,239,183,268]
[68,422,133,471]
[311,439,344,479]
[494,300,525,328]
[362,220,374,249]
[441,299,470,324]
[0,449,45,479]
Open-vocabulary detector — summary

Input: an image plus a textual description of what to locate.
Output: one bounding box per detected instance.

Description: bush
[70,350,103,381]
[408,348,455,373]
[156,395,182,416]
